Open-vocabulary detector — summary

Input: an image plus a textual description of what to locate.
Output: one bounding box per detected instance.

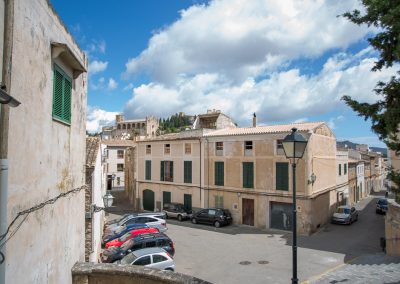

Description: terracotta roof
[102,139,135,147]
[86,137,100,167]
[204,122,325,137]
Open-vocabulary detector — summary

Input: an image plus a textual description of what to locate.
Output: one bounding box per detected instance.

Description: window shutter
[276,162,289,191]
[63,78,72,123]
[145,161,151,180]
[53,69,63,119]
[184,161,192,183]
[243,162,254,188]
[339,164,341,175]
[215,162,224,186]
[160,161,164,181]
[170,161,173,182]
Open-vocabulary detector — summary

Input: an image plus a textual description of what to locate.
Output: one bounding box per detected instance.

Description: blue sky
[51,0,397,148]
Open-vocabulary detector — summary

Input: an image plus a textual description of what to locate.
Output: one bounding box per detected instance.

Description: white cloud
[123,83,134,91]
[107,78,118,90]
[124,50,397,126]
[88,60,108,74]
[86,107,119,133]
[86,40,106,55]
[327,115,345,129]
[124,0,369,84]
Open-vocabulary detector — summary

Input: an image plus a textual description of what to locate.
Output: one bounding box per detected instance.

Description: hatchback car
[163,203,192,221]
[331,206,358,225]
[191,208,232,228]
[376,198,389,214]
[105,227,159,249]
[117,247,175,271]
[101,232,174,263]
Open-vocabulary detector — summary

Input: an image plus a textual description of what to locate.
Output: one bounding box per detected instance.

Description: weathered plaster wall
[0,0,4,73]
[385,201,400,256]
[6,0,87,283]
[105,146,127,188]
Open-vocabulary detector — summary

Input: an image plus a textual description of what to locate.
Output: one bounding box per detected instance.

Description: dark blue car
[102,223,149,245]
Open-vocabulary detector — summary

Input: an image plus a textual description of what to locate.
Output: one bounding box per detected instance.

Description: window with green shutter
[276,162,288,191]
[184,161,192,183]
[53,64,72,124]
[145,160,151,180]
[243,162,254,188]
[339,164,342,176]
[215,162,224,186]
[344,163,347,175]
[160,161,173,182]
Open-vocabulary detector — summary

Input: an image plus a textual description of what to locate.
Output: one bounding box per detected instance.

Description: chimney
[253,113,256,127]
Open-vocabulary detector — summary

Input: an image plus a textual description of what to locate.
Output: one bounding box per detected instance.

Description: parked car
[163,203,192,221]
[101,232,174,263]
[105,212,166,233]
[105,227,159,249]
[102,224,149,245]
[116,247,175,271]
[376,198,389,214]
[105,213,131,226]
[105,215,167,235]
[191,208,232,228]
[331,206,358,225]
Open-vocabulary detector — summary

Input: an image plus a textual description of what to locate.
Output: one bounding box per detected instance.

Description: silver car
[331,205,358,225]
[118,247,175,271]
[105,212,166,234]
[162,203,192,221]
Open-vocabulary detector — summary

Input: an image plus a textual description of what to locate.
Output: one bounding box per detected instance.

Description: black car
[191,208,232,228]
[163,203,192,221]
[101,232,174,263]
[376,198,389,214]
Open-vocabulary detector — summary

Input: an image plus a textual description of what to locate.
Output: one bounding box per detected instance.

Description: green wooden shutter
[170,161,174,182]
[63,78,72,123]
[276,162,289,191]
[214,196,223,208]
[53,68,64,119]
[163,191,171,204]
[184,161,192,183]
[215,162,224,186]
[339,164,342,175]
[243,162,254,188]
[145,160,151,180]
[160,161,164,181]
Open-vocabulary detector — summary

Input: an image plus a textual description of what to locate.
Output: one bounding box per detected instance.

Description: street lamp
[103,192,115,208]
[282,127,308,284]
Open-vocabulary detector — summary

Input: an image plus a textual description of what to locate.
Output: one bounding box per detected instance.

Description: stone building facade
[0,1,87,283]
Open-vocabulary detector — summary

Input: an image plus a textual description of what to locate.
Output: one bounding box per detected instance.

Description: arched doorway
[143,189,155,211]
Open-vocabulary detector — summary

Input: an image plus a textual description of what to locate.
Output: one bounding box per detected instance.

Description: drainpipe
[0,1,15,283]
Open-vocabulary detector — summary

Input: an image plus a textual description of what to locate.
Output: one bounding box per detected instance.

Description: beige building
[336,150,349,206]
[0,1,87,283]
[136,122,340,235]
[102,140,135,190]
[102,114,159,140]
[193,109,237,130]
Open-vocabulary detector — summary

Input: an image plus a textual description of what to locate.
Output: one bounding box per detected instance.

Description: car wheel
[191,218,197,224]
[214,221,221,228]
[177,215,183,222]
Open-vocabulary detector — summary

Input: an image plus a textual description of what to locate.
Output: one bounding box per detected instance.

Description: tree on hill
[342,0,400,201]
[158,113,193,134]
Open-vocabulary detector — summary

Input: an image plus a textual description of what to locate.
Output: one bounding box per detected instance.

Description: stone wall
[125,146,137,209]
[85,167,94,262]
[385,200,400,256]
[72,262,210,284]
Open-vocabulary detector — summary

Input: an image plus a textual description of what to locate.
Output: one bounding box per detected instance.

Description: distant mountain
[337,140,387,157]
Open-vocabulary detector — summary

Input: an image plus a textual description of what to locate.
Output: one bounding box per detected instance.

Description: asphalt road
[107,193,388,284]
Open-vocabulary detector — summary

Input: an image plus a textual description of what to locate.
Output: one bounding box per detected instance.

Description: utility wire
[0,185,87,260]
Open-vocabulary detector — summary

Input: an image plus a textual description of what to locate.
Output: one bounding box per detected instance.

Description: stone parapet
[385,200,400,256]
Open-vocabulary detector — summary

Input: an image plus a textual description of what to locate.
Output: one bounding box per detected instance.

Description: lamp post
[282,128,308,284]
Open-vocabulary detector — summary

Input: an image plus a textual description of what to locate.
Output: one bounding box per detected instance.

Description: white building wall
[357,163,365,198]
[106,147,126,188]
[5,0,87,283]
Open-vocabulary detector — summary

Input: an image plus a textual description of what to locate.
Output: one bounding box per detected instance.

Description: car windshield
[121,252,137,265]
[117,215,131,226]
[336,208,350,214]
[119,232,132,242]
[121,239,134,251]
[378,199,388,205]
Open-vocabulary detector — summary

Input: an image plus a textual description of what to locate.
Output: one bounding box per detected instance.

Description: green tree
[342,0,400,201]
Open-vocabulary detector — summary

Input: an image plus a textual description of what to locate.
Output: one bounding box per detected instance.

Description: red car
[105,227,159,249]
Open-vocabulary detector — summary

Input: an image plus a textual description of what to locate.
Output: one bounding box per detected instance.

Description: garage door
[143,189,155,211]
[270,202,292,231]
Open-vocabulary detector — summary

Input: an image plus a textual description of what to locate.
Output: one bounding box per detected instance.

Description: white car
[118,247,175,271]
[105,213,167,234]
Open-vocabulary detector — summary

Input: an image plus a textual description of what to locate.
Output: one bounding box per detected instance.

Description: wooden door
[242,198,254,226]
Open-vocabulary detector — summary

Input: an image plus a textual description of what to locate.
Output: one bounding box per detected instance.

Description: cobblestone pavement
[308,253,400,284]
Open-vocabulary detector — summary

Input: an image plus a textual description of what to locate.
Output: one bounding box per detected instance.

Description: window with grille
[276,162,289,191]
[216,142,223,156]
[52,64,72,124]
[215,162,224,186]
[164,144,171,155]
[185,143,191,155]
[160,161,173,182]
[146,145,151,154]
[184,161,192,183]
[244,141,253,156]
[117,150,124,159]
[243,162,254,188]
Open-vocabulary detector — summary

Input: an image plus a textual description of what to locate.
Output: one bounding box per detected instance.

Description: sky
[50,0,397,148]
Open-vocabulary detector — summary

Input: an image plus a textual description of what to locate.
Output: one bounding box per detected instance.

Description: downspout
[0,0,15,283]
[199,138,202,206]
